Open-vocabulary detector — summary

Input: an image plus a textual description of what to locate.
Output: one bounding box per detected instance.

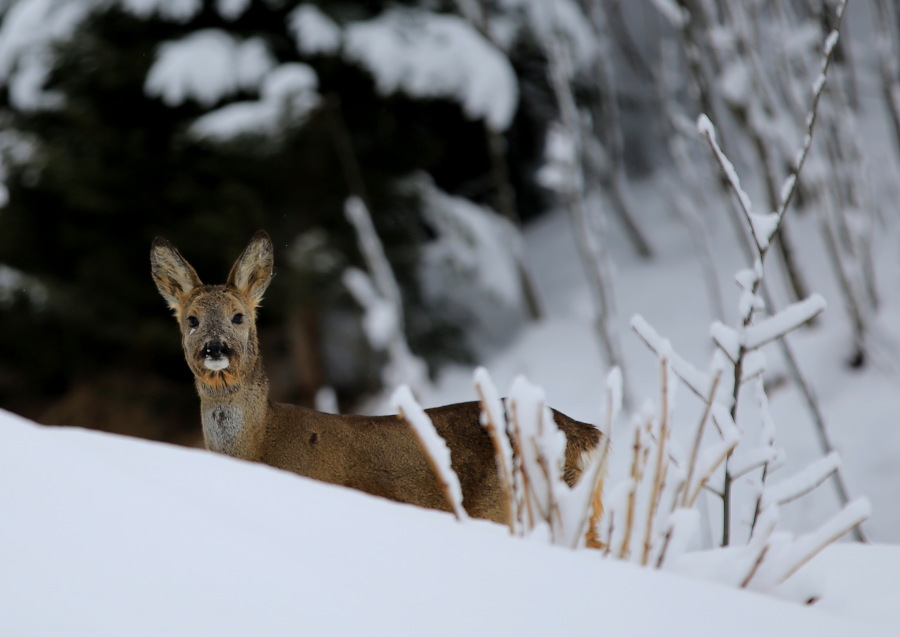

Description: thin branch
[681,370,723,508]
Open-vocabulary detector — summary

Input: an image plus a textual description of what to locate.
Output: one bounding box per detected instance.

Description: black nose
[203,341,231,359]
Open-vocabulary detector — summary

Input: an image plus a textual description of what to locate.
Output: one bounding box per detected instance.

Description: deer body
[152,231,601,523]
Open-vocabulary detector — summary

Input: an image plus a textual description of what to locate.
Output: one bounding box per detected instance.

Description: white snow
[3,408,892,636]
[203,357,229,371]
[537,123,579,192]
[0,0,95,110]
[0,263,46,304]
[342,266,398,351]
[649,0,689,29]
[742,294,827,350]
[825,30,841,56]
[289,4,342,55]
[145,30,276,107]
[119,0,201,22]
[523,0,599,71]
[748,212,781,249]
[710,320,740,361]
[344,8,518,131]
[416,176,523,308]
[697,114,755,225]
[215,0,249,21]
[762,452,842,508]
[632,314,712,399]
[190,63,320,141]
[344,196,429,394]
[1,1,899,632]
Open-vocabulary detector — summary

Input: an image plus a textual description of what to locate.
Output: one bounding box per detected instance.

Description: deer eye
[232,313,244,325]
[187,316,199,328]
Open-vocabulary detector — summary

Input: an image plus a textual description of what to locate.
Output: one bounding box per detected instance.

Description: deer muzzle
[202,341,232,371]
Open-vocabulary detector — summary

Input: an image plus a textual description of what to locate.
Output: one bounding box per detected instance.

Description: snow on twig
[696,115,759,244]
[631,314,713,400]
[473,367,517,532]
[686,433,740,508]
[761,452,841,509]
[745,497,870,590]
[777,4,848,221]
[742,295,826,350]
[344,196,427,392]
[729,446,783,481]
[642,360,672,566]
[392,385,468,521]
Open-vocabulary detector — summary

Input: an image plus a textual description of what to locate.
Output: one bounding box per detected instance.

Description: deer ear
[150,237,203,312]
[227,230,274,306]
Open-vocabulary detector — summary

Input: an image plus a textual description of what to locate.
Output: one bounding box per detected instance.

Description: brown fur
[151,230,602,523]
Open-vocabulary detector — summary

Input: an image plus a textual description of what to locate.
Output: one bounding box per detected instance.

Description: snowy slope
[0,409,894,636]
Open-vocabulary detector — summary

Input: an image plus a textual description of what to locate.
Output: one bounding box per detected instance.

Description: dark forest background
[0,1,635,444]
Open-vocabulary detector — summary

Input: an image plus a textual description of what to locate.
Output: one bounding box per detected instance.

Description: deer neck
[196,360,271,461]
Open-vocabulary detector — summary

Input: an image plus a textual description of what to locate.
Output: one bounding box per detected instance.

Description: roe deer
[151,230,602,523]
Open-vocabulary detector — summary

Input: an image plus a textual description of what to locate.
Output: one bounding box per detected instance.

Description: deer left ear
[227,230,274,307]
[151,236,203,312]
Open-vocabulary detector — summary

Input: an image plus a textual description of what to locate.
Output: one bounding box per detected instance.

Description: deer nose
[203,341,231,360]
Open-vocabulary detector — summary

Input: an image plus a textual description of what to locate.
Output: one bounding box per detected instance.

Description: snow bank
[0,409,891,636]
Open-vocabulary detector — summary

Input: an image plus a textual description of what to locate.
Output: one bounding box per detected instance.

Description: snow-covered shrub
[598,14,869,598]
[387,2,868,601]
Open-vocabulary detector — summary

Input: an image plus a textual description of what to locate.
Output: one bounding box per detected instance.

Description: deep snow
[0,409,895,636]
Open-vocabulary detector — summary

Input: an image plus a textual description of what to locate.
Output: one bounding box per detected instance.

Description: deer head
[150,231,274,393]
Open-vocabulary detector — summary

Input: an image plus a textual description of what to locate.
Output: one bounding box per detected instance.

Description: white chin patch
[204,357,230,371]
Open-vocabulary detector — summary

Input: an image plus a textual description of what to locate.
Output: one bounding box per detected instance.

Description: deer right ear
[227,230,274,308]
[150,237,203,312]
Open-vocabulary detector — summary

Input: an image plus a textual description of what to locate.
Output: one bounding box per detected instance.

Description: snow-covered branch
[393,385,468,521]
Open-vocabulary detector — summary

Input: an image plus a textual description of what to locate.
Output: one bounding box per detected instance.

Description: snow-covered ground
[1,408,897,636]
